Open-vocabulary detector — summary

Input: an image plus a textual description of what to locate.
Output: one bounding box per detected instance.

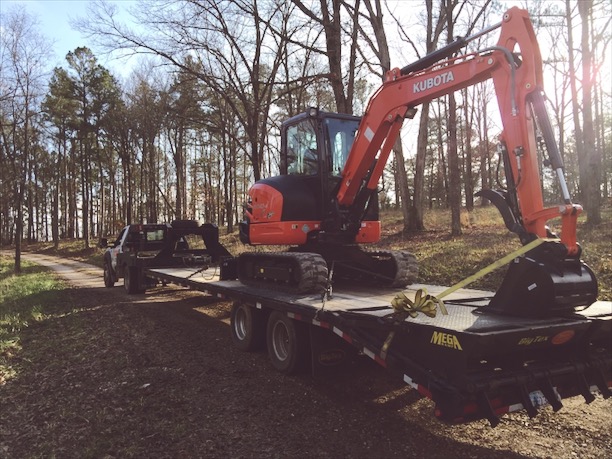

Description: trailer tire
[103,260,115,288]
[124,266,144,294]
[266,311,309,374]
[230,302,265,351]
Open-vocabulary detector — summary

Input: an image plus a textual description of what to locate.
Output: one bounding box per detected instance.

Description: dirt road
[1,252,611,458]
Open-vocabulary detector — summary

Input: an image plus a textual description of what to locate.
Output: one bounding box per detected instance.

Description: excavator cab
[283,108,357,179]
[280,109,361,225]
[240,108,380,247]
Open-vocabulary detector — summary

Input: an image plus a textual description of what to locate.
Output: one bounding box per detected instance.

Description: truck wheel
[103,261,115,288]
[230,302,265,351]
[266,311,310,374]
[124,266,143,294]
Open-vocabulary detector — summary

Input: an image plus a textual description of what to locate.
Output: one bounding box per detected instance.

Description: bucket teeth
[577,372,596,403]
[592,366,612,399]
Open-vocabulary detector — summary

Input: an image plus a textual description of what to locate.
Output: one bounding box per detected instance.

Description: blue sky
[2,0,134,75]
[3,1,609,96]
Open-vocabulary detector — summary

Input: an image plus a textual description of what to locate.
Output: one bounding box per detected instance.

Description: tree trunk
[15,185,24,274]
[565,1,586,204]
[462,88,474,211]
[447,93,462,235]
[445,0,461,236]
[360,0,413,231]
[578,0,601,224]
[412,103,430,230]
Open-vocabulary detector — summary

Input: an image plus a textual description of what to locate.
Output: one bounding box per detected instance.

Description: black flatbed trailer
[143,265,612,426]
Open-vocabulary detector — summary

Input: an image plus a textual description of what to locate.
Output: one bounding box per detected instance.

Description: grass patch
[377,206,611,300]
[0,257,67,384]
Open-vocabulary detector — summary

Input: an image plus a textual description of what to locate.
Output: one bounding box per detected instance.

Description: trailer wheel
[124,266,144,294]
[266,311,309,374]
[103,260,115,288]
[230,302,265,351]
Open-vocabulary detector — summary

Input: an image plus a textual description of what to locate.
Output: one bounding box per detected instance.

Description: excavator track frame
[237,252,329,294]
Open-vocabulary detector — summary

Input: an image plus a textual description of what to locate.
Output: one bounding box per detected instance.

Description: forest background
[1,0,610,273]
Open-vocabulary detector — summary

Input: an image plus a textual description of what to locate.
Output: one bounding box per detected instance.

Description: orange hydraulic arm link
[338,7,581,255]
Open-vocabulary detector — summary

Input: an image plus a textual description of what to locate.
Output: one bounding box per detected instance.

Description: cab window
[324,118,359,177]
[286,119,319,175]
[145,229,165,242]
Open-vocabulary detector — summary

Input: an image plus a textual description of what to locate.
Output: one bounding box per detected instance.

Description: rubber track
[238,252,328,294]
[239,250,417,293]
[331,249,419,289]
[385,250,419,288]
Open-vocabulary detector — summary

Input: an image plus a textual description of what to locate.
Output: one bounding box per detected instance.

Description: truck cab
[101,223,171,291]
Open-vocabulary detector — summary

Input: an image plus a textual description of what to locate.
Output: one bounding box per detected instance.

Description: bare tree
[0,6,51,272]
[292,0,361,114]
[349,0,414,233]
[79,0,299,182]
[578,0,602,224]
[409,0,447,231]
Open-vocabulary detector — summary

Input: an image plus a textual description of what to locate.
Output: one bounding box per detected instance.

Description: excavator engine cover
[487,255,598,317]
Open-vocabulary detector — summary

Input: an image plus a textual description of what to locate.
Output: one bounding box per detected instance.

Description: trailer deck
[145,265,612,425]
[146,265,609,334]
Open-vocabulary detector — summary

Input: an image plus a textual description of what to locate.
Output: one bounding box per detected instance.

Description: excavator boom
[337,8,575,252]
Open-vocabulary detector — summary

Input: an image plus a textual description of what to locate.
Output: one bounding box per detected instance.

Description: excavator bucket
[486,241,598,317]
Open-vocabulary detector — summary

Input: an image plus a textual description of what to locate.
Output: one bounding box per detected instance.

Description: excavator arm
[337,7,580,256]
[331,7,598,316]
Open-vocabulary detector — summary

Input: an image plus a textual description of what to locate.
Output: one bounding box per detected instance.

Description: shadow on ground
[0,283,534,458]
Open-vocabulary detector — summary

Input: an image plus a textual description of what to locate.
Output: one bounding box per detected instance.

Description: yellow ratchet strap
[380,237,552,358]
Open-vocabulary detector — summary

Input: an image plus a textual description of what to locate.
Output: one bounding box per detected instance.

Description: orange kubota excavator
[238,7,598,317]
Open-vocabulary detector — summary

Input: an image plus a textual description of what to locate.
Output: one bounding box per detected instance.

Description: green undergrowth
[376,206,611,300]
[0,257,67,384]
